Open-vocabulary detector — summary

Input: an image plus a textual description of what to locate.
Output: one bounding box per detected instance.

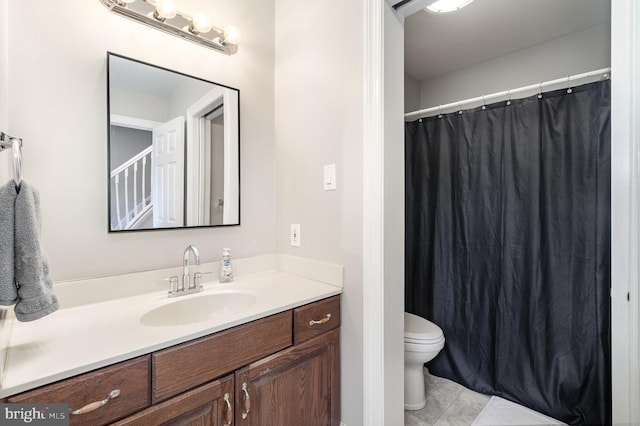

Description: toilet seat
[404,312,444,343]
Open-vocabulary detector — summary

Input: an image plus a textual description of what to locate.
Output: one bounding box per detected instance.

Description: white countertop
[0,270,342,398]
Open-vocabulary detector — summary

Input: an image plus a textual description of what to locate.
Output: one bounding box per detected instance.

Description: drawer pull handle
[309,313,331,326]
[71,389,121,415]
[223,392,233,425]
[241,382,251,419]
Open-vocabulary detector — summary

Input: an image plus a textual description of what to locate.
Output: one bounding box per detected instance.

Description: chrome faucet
[168,245,203,297]
[183,244,201,289]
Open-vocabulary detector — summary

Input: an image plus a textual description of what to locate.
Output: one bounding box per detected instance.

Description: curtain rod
[404,67,611,121]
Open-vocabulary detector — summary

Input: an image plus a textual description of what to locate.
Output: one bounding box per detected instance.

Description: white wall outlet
[291,224,301,247]
[324,164,336,190]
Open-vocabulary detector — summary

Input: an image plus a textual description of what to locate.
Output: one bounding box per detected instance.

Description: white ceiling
[404,0,611,82]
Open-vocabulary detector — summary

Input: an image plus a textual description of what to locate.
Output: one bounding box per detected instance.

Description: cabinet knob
[241,382,251,419]
[223,392,233,426]
[71,389,121,415]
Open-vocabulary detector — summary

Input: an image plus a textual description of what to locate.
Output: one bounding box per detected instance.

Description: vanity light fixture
[98,0,239,55]
[426,0,475,13]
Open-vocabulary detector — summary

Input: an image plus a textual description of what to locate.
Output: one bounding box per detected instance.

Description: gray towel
[12,181,58,321]
[0,181,18,305]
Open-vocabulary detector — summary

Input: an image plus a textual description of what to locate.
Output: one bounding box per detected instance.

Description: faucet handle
[193,271,213,288]
[166,276,179,296]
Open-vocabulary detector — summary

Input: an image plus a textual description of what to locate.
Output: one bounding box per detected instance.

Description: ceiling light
[426,0,474,14]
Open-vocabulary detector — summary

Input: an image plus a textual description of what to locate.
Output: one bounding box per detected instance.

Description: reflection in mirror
[107,53,240,232]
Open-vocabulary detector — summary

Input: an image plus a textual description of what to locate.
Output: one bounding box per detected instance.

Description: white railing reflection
[111,146,153,230]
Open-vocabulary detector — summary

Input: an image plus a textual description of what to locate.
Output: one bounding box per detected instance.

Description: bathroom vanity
[0,259,343,426]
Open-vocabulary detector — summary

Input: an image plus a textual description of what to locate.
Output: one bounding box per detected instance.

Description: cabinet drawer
[294,295,340,344]
[8,356,150,426]
[152,310,292,403]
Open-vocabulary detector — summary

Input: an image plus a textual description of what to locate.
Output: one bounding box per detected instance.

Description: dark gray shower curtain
[405,80,611,425]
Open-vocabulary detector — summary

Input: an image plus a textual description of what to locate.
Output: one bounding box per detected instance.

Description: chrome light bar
[98,0,239,55]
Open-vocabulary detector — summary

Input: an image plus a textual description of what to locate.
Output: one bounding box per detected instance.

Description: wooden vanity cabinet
[6,295,341,426]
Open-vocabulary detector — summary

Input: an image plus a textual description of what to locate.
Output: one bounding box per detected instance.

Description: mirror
[107,53,240,232]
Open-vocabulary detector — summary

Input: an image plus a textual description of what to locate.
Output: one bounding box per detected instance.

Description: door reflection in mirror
[107,53,240,232]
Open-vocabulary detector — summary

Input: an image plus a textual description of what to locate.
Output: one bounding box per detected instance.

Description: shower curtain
[405,80,610,425]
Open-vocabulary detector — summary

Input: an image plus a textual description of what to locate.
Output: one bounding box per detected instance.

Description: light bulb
[154,0,177,20]
[222,25,239,45]
[191,13,212,34]
[426,0,474,13]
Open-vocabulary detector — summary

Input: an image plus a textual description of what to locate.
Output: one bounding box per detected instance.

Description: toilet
[404,312,445,410]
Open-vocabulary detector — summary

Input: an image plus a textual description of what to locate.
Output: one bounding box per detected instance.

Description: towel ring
[0,132,22,187]
[11,138,23,187]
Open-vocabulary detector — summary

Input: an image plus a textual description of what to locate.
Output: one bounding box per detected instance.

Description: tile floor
[404,369,491,426]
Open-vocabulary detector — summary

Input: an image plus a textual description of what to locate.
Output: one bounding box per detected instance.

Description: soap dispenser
[219,248,234,283]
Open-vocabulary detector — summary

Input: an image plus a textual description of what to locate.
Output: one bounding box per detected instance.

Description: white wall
[383,6,405,425]
[4,0,276,281]
[404,73,420,113]
[413,23,611,110]
[0,0,9,184]
[274,0,364,424]
[610,0,640,423]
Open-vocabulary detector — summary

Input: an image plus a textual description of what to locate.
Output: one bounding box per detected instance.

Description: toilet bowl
[404,312,445,410]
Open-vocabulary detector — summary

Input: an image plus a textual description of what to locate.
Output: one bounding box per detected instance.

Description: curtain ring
[506,90,511,106]
[437,105,443,119]
[566,75,573,94]
[458,101,463,115]
[537,82,543,99]
[481,95,486,110]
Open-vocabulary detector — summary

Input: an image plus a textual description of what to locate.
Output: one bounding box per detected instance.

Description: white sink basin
[140,291,257,327]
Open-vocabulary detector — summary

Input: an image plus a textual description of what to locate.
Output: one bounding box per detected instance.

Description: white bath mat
[472,396,567,425]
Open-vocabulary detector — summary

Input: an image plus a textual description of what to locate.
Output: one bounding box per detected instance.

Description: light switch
[324,164,336,190]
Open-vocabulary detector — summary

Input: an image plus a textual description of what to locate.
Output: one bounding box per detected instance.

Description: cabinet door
[112,375,234,426]
[235,328,340,426]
